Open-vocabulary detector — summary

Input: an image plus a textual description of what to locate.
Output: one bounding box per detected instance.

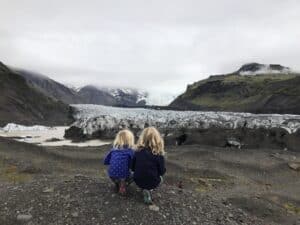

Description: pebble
[42,187,54,193]
[17,214,33,222]
[149,204,160,212]
[71,212,79,218]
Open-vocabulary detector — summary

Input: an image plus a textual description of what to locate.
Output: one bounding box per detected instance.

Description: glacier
[69,104,300,136]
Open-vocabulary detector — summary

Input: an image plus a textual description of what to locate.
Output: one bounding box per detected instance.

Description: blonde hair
[137,127,165,155]
[113,129,135,149]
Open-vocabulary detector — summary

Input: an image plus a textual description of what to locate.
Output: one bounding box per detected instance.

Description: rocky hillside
[0,62,70,126]
[170,63,300,114]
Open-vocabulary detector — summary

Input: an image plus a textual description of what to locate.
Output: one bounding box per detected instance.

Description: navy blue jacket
[132,148,166,190]
[104,147,134,179]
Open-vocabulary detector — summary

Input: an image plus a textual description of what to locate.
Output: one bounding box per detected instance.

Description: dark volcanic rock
[238,63,265,73]
[64,126,87,141]
[237,63,289,74]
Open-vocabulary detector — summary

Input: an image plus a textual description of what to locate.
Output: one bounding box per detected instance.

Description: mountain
[95,87,148,106]
[0,62,71,126]
[170,63,300,114]
[15,69,83,104]
[14,69,148,107]
[77,86,148,106]
[76,85,118,106]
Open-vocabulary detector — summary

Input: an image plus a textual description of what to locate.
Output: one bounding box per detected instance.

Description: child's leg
[110,178,120,192]
[125,172,134,185]
[142,189,153,204]
[142,178,163,204]
[159,176,164,185]
[119,179,127,195]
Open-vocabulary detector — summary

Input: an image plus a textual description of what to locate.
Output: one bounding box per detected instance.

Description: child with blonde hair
[104,129,135,195]
[132,127,166,204]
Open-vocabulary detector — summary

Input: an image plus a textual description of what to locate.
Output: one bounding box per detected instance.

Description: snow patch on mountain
[238,63,291,76]
[101,87,148,104]
[75,86,149,105]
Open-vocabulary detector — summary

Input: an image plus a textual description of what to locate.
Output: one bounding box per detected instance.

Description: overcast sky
[1,0,300,104]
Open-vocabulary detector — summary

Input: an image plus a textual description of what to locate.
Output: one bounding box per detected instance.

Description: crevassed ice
[70,104,300,135]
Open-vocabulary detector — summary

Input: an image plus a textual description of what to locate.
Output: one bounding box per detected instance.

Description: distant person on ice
[132,127,166,204]
[104,129,135,195]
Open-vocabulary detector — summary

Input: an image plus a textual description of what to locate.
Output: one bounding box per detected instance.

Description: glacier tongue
[69,104,300,137]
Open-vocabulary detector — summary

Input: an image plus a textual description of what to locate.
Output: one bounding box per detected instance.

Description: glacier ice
[69,104,300,136]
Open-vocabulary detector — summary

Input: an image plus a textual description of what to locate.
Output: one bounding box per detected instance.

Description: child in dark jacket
[104,129,134,195]
[132,127,166,204]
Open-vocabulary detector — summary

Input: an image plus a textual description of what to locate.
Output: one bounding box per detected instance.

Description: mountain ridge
[14,68,148,107]
[15,69,83,104]
[0,62,71,126]
[170,63,300,114]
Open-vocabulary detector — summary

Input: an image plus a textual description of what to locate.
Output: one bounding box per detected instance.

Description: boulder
[225,138,242,149]
[288,162,300,171]
[64,126,87,141]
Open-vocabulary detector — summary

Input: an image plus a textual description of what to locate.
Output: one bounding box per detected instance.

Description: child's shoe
[143,190,153,204]
[119,180,126,195]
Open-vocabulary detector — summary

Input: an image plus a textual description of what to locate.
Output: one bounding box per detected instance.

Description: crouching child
[132,127,166,204]
[104,129,135,195]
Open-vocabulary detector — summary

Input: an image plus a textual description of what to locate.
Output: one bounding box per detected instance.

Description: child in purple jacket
[104,129,135,195]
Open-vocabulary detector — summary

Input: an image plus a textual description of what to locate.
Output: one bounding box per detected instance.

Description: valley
[1,60,299,225]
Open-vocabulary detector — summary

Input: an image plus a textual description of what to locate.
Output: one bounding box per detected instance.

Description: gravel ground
[0,175,269,225]
[0,137,299,225]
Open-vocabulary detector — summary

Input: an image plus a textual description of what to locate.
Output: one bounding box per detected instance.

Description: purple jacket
[104,147,134,179]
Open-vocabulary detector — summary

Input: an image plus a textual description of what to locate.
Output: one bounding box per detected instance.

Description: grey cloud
[0,0,300,104]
